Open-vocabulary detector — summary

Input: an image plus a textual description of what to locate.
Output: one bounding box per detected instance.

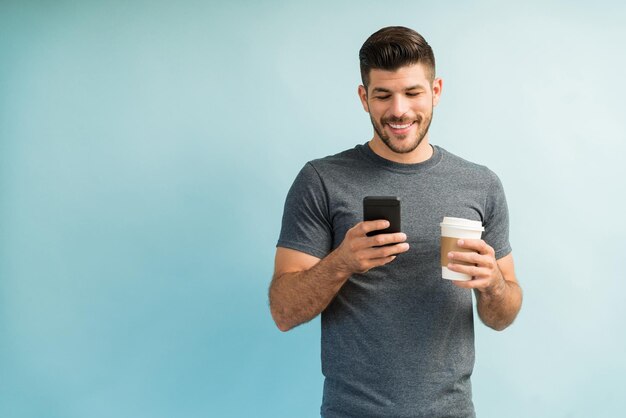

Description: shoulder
[437,146,501,185]
[306,144,365,173]
[289,145,364,192]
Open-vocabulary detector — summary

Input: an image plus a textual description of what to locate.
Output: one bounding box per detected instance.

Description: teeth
[389,122,412,129]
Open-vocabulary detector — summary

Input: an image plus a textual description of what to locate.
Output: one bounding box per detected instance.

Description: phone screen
[363,196,401,237]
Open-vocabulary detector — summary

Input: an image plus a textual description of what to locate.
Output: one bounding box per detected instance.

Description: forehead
[367,63,431,91]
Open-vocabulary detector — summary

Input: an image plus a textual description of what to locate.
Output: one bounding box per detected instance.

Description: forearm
[475,279,522,331]
[269,250,351,332]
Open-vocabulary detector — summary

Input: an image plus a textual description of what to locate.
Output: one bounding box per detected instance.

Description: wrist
[325,248,354,283]
[485,275,507,299]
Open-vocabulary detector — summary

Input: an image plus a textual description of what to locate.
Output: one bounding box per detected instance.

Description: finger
[457,239,494,256]
[371,254,397,268]
[348,235,375,252]
[448,250,484,266]
[360,220,391,235]
[368,232,407,247]
[447,263,489,278]
[366,242,410,259]
[449,251,497,271]
[452,277,491,289]
[356,253,398,273]
[350,233,404,252]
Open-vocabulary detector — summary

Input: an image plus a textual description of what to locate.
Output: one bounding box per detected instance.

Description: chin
[389,138,420,154]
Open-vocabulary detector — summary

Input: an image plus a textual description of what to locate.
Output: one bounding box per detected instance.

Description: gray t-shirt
[277,143,511,418]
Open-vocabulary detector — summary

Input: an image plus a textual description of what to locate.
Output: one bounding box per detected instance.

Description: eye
[375,95,391,100]
[406,92,421,97]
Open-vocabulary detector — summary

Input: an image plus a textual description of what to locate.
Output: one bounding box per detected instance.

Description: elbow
[270,306,293,332]
[486,318,516,332]
[275,321,292,332]
[489,323,509,332]
[269,286,296,332]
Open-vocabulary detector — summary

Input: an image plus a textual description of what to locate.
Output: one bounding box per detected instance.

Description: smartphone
[363,196,401,239]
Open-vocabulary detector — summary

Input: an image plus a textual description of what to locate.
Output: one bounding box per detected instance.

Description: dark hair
[359,26,435,87]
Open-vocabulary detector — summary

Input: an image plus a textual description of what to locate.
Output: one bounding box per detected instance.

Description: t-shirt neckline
[357,141,443,173]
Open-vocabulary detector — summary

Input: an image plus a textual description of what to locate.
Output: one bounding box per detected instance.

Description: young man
[269,26,522,418]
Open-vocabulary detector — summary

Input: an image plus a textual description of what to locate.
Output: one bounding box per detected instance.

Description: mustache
[382,115,422,124]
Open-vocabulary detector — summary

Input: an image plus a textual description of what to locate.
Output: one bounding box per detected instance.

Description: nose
[389,95,409,119]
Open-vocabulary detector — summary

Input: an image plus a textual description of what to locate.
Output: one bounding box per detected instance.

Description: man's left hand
[447,239,506,296]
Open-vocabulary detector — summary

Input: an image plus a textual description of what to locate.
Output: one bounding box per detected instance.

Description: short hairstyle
[359,26,436,88]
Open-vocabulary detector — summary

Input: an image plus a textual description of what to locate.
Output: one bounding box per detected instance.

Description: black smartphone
[363,196,401,239]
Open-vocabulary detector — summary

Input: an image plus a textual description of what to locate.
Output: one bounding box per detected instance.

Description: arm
[269,220,409,332]
[475,254,521,331]
[269,248,348,332]
[447,240,522,331]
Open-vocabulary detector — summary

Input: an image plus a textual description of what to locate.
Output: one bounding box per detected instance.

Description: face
[358,63,442,155]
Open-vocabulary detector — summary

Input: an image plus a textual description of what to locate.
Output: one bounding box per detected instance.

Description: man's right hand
[334,220,410,275]
[270,220,409,331]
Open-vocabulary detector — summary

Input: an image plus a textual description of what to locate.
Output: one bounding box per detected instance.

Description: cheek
[368,105,385,120]
[415,100,433,114]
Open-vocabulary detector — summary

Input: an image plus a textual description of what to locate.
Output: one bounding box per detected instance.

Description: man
[269,26,522,418]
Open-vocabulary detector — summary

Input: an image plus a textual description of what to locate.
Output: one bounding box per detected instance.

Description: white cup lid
[440,217,484,231]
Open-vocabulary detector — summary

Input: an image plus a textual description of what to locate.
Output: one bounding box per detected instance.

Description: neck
[368,136,433,164]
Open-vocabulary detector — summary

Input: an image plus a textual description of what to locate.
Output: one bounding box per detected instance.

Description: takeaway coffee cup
[440,217,485,281]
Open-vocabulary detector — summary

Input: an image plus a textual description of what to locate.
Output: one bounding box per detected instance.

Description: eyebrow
[371,84,426,94]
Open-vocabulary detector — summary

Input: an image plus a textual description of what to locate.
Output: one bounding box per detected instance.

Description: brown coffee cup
[440,217,484,281]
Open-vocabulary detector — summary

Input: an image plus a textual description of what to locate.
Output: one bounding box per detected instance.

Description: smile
[388,122,414,129]
[386,121,416,134]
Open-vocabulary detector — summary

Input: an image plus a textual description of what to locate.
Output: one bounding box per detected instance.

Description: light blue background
[1,1,625,417]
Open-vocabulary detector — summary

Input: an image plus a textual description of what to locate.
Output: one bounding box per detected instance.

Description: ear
[432,77,443,107]
[358,85,369,113]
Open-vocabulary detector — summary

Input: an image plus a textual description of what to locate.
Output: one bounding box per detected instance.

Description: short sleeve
[276,162,333,259]
[483,170,512,260]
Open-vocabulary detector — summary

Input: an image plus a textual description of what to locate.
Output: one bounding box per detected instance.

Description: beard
[370,107,433,154]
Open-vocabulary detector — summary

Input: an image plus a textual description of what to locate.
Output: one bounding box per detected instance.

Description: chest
[326,173,486,250]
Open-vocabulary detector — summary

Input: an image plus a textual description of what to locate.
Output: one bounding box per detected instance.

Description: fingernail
[448,252,454,259]
[458,239,464,246]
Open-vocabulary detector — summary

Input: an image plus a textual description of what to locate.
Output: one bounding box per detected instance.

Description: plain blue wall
[1,1,625,417]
